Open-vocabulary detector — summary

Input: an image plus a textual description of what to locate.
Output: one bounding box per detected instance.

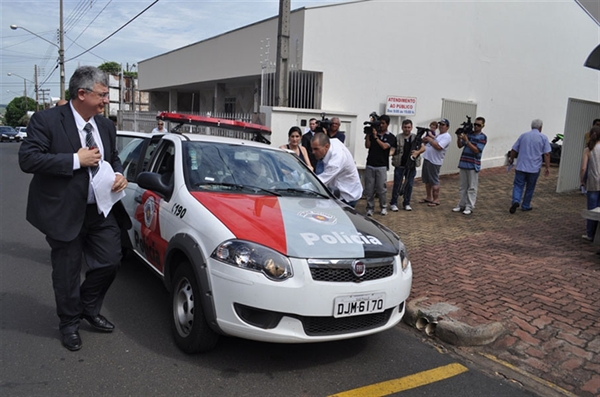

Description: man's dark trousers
[46,204,121,335]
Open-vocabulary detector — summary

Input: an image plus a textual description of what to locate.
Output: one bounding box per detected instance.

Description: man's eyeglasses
[474,123,483,127]
[84,88,110,98]
[158,123,164,126]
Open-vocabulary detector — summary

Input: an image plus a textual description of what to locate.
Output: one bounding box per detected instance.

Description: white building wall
[138,12,306,91]
[300,0,599,169]
[138,0,598,175]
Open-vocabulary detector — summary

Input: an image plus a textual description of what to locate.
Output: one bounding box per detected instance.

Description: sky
[0,0,349,105]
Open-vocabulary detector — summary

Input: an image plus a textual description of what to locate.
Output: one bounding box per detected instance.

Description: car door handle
[135,195,143,203]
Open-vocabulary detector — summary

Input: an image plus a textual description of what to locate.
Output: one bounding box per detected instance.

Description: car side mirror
[137,172,174,200]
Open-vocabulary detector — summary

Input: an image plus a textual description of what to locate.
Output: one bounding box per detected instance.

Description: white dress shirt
[318,138,363,202]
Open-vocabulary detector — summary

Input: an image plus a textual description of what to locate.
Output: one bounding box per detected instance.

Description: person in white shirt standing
[311,133,362,208]
[420,118,452,207]
[152,120,168,133]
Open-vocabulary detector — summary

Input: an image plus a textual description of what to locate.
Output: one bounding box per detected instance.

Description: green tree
[18,114,30,126]
[5,97,36,127]
[98,61,121,75]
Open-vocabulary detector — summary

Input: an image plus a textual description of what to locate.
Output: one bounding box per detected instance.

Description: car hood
[191,192,399,258]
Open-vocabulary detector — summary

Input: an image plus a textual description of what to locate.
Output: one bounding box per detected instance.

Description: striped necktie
[84,123,99,176]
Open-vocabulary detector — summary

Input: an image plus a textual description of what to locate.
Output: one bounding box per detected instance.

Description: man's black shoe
[83,314,115,332]
[62,332,82,351]
[509,202,519,214]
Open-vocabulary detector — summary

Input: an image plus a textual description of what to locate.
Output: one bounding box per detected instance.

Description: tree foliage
[4,97,36,127]
[98,61,121,75]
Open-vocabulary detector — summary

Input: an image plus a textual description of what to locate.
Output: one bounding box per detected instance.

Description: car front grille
[302,309,393,336]
[308,257,395,283]
[235,304,401,336]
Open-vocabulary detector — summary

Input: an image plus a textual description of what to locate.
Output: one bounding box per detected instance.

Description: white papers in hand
[92,160,126,217]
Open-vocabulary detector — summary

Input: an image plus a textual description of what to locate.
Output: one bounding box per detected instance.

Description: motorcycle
[505,132,563,168]
[550,133,563,164]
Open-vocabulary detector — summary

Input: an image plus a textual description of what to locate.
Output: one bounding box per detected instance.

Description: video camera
[363,112,381,134]
[315,113,333,133]
[412,127,431,160]
[455,115,474,136]
[415,126,431,139]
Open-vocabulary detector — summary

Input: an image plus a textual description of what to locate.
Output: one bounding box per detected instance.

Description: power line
[64,0,98,33]
[66,0,113,53]
[65,0,160,63]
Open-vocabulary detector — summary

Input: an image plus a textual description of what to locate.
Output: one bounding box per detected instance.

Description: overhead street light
[7,72,32,111]
[7,72,34,84]
[11,16,65,100]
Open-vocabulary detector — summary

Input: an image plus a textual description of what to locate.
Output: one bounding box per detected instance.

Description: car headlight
[212,240,293,281]
[399,241,410,271]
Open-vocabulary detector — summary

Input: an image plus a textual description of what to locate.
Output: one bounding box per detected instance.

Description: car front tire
[171,262,219,354]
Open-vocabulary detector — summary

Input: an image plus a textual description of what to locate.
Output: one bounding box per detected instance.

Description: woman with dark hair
[280,126,313,171]
[581,126,600,241]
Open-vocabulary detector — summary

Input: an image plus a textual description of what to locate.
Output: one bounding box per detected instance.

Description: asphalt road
[0,142,536,397]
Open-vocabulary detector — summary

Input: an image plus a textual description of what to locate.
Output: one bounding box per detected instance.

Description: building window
[224,97,236,114]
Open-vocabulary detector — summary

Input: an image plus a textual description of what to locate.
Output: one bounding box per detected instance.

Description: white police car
[118,113,412,353]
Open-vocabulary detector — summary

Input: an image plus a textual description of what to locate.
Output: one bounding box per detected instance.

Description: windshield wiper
[274,187,329,198]
[195,182,281,196]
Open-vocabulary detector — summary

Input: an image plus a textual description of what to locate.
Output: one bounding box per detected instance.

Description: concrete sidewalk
[358,166,599,397]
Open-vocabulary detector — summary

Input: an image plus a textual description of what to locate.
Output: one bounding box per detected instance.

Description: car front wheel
[171,262,219,353]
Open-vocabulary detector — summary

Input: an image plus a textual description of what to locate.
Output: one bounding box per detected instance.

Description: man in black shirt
[364,114,397,216]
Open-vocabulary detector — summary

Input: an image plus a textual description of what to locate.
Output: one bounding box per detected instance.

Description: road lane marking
[328,362,469,397]
[478,353,579,397]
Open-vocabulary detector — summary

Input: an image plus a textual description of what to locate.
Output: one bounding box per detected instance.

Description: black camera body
[315,113,333,133]
[363,111,381,134]
[455,115,474,136]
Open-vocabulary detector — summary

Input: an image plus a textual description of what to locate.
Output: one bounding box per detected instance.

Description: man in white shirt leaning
[311,133,363,208]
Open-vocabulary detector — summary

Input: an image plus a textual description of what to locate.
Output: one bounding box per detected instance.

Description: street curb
[403,297,507,346]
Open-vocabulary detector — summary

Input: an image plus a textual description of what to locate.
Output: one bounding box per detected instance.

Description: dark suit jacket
[19,104,131,242]
[301,131,318,169]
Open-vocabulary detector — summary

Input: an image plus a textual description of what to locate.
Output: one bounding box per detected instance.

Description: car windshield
[183,141,329,198]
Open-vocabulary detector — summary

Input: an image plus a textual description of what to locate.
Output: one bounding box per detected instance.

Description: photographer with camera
[364,114,397,216]
[420,118,452,207]
[452,117,487,215]
[389,119,426,211]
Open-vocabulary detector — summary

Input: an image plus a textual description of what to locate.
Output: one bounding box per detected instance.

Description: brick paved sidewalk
[358,166,600,397]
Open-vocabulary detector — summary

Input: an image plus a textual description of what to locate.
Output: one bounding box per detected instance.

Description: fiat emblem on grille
[351,260,366,277]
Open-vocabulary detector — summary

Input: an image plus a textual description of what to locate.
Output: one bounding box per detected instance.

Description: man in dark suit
[302,118,319,169]
[19,66,131,351]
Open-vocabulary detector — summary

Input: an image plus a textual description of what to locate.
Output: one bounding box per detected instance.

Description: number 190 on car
[334,293,385,318]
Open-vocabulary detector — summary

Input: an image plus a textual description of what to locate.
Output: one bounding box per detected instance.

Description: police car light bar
[157,112,271,144]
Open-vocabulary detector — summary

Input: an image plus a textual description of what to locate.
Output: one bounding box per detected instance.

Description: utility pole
[275,0,290,107]
[39,89,50,109]
[59,0,65,99]
[23,78,28,111]
[34,65,39,111]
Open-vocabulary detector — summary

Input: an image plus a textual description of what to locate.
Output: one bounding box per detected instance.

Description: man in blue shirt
[508,119,551,213]
[453,117,487,215]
